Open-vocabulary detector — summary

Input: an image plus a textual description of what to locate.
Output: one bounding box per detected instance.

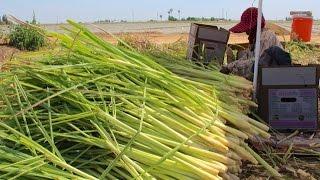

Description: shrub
[168,16,178,21]
[9,25,45,51]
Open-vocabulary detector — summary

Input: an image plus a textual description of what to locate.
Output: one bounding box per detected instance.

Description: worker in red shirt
[221,7,291,81]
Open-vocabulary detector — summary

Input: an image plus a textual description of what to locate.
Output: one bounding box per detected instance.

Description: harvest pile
[119,36,255,112]
[0,21,279,179]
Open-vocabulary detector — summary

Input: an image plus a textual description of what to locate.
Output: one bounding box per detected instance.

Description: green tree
[168,16,177,21]
[167,8,173,20]
[2,15,8,24]
[31,10,37,24]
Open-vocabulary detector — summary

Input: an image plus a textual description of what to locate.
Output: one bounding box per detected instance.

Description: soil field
[42,21,237,34]
[1,21,320,64]
[39,21,320,34]
[43,21,320,44]
[2,21,320,45]
[0,45,19,64]
[96,31,320,45]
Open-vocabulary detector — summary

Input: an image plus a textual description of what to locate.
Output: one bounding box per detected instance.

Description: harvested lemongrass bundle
[0,20,279,179]
[118,38,255,113]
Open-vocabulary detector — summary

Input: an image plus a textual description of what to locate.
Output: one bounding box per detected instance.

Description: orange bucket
[291,15,313,42]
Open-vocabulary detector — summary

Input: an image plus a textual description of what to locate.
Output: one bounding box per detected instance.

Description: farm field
[1,19,320,180]
[2,21,320,45]
[41,20,320,34]
[2,21,320,62]
[45,21,320,44]
[2,0,320,179]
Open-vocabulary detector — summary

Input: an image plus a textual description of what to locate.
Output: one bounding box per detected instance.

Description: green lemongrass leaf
[14,76,65,161]
[0,122,98,180]
[136,106,219,179]
[69,145,92,165]
[0,87,23,134]
[14,72,123,117]
[7,161,47,180]
[100,78,148,179]
[13,82,31,138]
[47,87,54,154]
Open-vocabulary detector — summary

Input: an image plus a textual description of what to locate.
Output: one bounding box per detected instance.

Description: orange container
[291,16,313,42]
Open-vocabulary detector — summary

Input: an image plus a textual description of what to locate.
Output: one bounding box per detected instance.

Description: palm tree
[167,8,174,21]
[168,8,173,17]
[178,10,181,20]
[2,15,7,23]
[32,10,37,24]
[160,15,163,21]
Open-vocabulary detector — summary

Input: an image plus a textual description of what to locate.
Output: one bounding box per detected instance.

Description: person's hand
[226,46,235,64]
[220,65,231,74]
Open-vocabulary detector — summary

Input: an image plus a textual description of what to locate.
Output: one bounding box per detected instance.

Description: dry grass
[266,22,290,36]
[240,141,320,179]
[285,41,320,65]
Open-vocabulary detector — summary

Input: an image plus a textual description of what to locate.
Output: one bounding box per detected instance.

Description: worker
[220,7,291,80]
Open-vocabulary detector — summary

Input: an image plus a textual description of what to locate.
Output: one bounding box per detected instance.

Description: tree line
[0,15,10,25]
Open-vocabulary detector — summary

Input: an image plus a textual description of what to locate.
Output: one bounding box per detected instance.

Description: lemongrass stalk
[95,109,220,179]
[169,107,226,136]
[197,134,229,152]
[250,125,271,139]
[187,155,228,173]
[122,109,189,143]
[202,132,231,146]
[0,166,71,180]
[227,165,242,174]
[217,111,251,130]
[89,120,146,179]
[123,99,230,148]
[247,118,270,132]
[144,134,235,165]
[144,107,229,151]
[100,78,149,179]
[228,141,258,164]
[7,161,47,180]
[243,143,282,178]
[0,123,98,180]
[124,147,203,177]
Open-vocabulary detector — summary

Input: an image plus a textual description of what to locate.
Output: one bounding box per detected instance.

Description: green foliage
[9,25,45,51]
[168,16,178,21]
[184,17,217,21]
[284,41,320,64]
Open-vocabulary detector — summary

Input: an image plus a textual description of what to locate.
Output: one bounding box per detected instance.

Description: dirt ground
[0,45,19,63]
[97,31,320,45]
[1,21,320,64]
[1,31,320,66]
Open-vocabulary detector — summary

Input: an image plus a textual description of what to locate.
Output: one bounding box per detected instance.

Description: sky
[1,0,320,24]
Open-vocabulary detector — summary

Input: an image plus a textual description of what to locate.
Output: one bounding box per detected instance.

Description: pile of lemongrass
[124,38,255,113]
[0,20,281,179]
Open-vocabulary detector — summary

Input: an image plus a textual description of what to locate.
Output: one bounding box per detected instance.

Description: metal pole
[253,0,263,100]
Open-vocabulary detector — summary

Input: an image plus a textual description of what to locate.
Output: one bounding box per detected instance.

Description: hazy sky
[1,0,319,23]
